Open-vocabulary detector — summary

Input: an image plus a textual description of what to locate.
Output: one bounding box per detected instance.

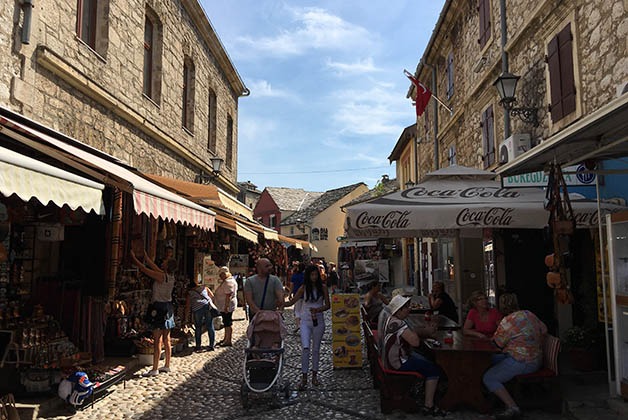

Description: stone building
[409,0,627,179]
[237,181,262,209]
[0,0,248,194]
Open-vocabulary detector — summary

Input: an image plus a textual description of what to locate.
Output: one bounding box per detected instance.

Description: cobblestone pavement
[40,308,570,419]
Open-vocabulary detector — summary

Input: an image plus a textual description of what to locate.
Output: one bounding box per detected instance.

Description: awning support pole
[596,173,614,396]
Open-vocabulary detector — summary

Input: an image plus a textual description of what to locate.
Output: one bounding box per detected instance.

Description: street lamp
[493,72,539,126]
[197,157,224,184]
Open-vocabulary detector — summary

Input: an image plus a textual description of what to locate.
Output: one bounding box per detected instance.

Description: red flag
[405,72,432,116]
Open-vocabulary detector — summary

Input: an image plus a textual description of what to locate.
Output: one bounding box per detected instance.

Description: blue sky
[201,1,445,192]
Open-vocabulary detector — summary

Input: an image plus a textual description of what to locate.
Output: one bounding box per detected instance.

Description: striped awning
[134,190,214,231]
[0,146,104,214]
[0,114,215,230]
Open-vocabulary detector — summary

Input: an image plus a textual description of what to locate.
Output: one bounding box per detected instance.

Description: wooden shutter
[548,23,576,123]
[482,105,494,168]
[478,0,491,48]
[447,52,454,99]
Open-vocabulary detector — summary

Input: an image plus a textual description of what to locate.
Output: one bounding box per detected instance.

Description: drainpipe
[422,59,439,170]
[500,0,511,139]
[21,0,34,45]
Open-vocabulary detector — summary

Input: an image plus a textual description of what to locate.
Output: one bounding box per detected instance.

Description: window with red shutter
[478,0,491,49]
[482,105,495,168]
[547,23,576,123]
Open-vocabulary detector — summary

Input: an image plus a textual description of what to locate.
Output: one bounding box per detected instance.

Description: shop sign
[202,256,220,289]
[502,164,596,188]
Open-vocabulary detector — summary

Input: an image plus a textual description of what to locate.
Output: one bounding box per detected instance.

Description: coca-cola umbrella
[345,166,623,239]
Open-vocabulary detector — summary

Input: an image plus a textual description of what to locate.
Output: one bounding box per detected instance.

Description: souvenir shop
[337,239,403,291]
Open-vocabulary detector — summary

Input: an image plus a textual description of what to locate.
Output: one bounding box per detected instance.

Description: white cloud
[234,7,375,57]
[325,57,381,75]
[247,79,297,100]
[238,116,279,145]
[331,84,410,136]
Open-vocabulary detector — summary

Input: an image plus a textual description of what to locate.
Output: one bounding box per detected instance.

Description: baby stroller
[240,310,290,409]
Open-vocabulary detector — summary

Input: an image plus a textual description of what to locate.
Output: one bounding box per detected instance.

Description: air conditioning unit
[499,134,531,164]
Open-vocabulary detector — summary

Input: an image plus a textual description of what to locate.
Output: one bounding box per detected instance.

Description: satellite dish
[499,144,509,164]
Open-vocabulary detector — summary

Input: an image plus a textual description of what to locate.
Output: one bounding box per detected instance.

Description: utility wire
[239,165,390,175]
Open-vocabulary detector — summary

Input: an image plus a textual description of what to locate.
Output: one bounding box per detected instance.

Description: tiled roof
[281,183,366,225]
[343,178,399,208]
[265,187,323,211]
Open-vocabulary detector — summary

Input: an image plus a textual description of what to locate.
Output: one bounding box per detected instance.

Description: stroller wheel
[240,382,251,409]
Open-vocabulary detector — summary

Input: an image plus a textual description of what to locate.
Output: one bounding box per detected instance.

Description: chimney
[382,174,389,182]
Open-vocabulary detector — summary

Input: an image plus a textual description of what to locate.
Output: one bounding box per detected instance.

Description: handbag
[144,303,167,325]
[193,288,220,317]
[0,394,20,420]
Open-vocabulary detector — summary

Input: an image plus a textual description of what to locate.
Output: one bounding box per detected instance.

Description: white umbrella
[345,166,623,238]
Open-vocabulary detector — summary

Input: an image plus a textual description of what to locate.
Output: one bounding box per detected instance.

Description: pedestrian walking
[285,264,330,390]
[289,262,305,332]
[244,258,285,319]
[130,250,176,377]
[215,267,238,346]
[327,262,339,294]
[185,280,217,352]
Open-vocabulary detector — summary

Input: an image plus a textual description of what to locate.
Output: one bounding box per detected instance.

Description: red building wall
[253,189,282,231]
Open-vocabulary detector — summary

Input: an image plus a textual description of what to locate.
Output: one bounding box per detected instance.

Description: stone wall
[0,0,243,188]
[413,0,628,181]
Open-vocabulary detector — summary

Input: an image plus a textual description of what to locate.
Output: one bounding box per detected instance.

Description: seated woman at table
[483,293,547,419]
[429,281,458,323]
[463,290,502,339]
[364,280,389,324]
[383,295,446,417]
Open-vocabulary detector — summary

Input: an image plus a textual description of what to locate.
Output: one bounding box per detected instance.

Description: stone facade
[1,0,247,193]
[411,0,628,180]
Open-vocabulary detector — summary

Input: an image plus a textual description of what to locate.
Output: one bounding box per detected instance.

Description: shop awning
[496,94,628,177]
[215,214,259,244]
[143,173,253,219]
[262,227,279,241]
[278,234,304,249]
[0,146,105,214]
[345,166,625,238]
[0,114,215,230]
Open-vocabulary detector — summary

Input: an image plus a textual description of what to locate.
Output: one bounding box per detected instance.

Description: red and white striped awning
[133,190,214,231]
[0,113,215,230]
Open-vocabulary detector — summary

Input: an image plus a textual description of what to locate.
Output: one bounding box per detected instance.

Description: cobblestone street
[38,308,572,420]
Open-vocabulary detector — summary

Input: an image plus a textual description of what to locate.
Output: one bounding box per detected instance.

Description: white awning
[263,227,279,241]
[0,146,104,214]
[236,222,259,244]
[0,115,215,230]
[345,165,625,238]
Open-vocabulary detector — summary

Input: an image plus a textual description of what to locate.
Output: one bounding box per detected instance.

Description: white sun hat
[387,295,411,316]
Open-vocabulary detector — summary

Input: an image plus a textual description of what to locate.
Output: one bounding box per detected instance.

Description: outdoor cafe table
[406,313,459,330]
[424,330,499,413]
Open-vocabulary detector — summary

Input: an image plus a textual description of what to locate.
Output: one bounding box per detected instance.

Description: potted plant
[564,326,598,371]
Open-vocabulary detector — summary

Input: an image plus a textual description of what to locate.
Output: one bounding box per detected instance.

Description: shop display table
[77,368,126,410]
[424,331,498,413]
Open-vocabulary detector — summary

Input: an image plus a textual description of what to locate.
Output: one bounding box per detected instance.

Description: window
[182,58,195,131]
[269,214,276,229]
[76,0,109,56]
[143,18,153,98]
[207,89,217,152]
[290,226,294,235]
[77,0,98,49]
[311,228,320,241]
[446,52,454,99]
[320,228,328,241]
[478,0,491,49]
[448,146,456,166]
[547,23,576,123]
[481,105,495,168]
[226,115,233,168]
[142,8,162,103]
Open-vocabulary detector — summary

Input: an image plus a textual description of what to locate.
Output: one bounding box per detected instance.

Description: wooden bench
[362,319,422,413]
[510,334,562,413]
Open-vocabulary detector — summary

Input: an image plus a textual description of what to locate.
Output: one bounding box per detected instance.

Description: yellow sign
[331,294,362,368]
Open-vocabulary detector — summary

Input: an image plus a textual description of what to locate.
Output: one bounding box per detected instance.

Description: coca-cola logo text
[401,186,521,200]
[356,211,410,230]
[456,208,514,227]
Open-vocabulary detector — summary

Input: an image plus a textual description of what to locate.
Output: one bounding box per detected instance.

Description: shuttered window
[143,17,153,98]
[182,59,195,131]
[482,105,495,168]
[446,52,454,99]
[226,115,233,169]
[478,0,491,49]
[208,89,217,152]
[547,23,576,123]
[77,0,98,49]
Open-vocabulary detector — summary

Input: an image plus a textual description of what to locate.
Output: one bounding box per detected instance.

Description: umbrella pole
[596,174,614,396]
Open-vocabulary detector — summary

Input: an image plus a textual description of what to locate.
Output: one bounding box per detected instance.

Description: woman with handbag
[185,279,218,352]
[214,267,238,347]
[130,250,176,377]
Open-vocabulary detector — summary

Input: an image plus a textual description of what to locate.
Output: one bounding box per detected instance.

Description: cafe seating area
[360,303,564,415]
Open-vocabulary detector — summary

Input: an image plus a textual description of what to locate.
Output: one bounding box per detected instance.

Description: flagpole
[404,69,453,115]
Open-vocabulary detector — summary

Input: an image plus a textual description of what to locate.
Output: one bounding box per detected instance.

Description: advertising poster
[202,256,221,289]
[331,294,362,368]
